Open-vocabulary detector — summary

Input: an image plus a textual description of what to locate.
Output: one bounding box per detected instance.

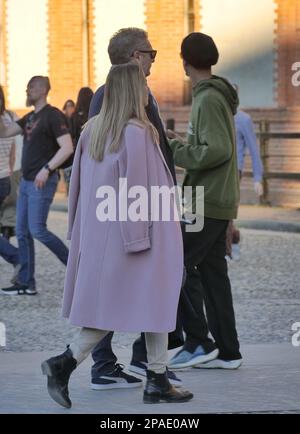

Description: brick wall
[145,0,200,106]
[47,0,96,110]
[159,0,300,208]
[88,0,96,90]
[275,0,300,108]
[0,0,8,97]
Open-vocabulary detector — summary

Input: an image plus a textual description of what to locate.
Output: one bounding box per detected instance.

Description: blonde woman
[41,63,193,408]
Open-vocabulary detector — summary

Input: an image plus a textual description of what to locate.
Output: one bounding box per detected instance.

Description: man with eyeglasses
[88,27,186,392]
[0,76,73,296]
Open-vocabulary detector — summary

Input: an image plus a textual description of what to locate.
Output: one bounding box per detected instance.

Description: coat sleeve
[66,131,83,240]
[88,85,105,119]
[118,124,151,254]
[242,115,263,182]
[169,97,233,171]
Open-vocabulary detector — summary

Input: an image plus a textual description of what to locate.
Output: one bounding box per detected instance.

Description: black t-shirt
[17,104,69,180]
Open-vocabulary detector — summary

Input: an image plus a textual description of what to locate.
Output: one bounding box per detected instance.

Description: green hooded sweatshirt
[169,75,240,220]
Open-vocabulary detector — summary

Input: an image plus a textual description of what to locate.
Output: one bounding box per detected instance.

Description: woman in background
[69,87,94,145]
[64,88,94,191]
[62,99,75,120]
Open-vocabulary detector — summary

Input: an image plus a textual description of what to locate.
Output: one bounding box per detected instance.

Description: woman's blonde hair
[88,63,158,161]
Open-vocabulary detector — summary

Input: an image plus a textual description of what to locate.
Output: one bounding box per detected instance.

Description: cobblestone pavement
[0,211,299,353]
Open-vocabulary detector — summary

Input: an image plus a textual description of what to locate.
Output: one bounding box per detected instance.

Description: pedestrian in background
[62,99,75,120]
[0,85,20,277]
[229,84,264,260]
[63,88,94,190]
[0,76,73,295]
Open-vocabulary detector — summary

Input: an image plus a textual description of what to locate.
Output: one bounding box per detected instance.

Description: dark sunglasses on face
[137,50,157,60]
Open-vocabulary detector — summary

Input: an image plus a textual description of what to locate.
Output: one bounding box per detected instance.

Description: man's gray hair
[108,28,148,65]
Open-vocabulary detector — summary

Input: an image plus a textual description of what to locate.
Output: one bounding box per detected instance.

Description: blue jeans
[0,236,18,265]
[16,174,69,288]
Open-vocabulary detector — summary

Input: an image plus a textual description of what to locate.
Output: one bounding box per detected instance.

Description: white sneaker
[194,358,243,370]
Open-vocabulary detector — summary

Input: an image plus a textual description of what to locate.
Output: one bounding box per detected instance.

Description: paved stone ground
[0,344,299,414]
[0,211,299,352]
[0,210,300,414]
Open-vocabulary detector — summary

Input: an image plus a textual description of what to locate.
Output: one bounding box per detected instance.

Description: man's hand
[254,181,263,197]
[0,116,22,138]
[34,168,49,189]
[166,129,184,142]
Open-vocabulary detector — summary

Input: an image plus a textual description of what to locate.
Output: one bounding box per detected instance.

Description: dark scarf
[145,94,177,184]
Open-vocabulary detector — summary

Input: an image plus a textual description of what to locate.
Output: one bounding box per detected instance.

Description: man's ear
[183,60,190,76]
[130,58,140,67]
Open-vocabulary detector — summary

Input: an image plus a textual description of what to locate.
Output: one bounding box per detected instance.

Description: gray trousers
[70,328,168,373]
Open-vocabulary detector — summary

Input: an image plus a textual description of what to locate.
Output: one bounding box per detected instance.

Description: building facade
[1,0,280,109]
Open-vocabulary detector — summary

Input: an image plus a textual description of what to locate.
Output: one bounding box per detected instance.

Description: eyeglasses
[137,50,157,60]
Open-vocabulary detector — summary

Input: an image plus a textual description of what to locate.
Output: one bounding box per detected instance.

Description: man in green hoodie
[168,32,242,370]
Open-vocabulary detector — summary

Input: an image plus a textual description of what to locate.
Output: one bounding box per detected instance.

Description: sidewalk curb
[236,219,300,233]
[1,344,300,414]
[51,202,68,213]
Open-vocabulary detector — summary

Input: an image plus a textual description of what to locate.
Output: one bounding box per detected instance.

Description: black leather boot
[143,370,193,404]
[41,347,77,408]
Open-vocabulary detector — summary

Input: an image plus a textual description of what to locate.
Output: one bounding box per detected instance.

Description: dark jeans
[0,235,18,265]
[91,321,184,377]
[180,267,217,354]
[0,176,11,203]
[182,217,241,361]
[0,177,19,265]
[16,174,69,288]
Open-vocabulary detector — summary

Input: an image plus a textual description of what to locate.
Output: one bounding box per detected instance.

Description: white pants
[69,328,168,373]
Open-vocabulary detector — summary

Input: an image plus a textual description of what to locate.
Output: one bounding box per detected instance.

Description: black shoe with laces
[129,360,182,386]
[91,363,143,390]
[1,283,37,296]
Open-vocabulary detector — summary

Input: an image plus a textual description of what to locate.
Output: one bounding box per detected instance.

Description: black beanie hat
[181,32,219,69]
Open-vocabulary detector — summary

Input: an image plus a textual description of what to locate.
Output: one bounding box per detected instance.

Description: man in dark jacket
[88,28,194,391]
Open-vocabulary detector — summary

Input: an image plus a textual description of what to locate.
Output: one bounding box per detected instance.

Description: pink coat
[62,120,183,333]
